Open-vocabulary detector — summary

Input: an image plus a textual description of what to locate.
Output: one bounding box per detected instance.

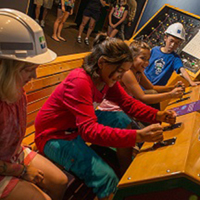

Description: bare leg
[109,29,119,38]
[107,26,113,37]
[35,5,41,20]
[30,153,68,200]
[86,17,96,39]
[116,123,133,176]
[78,15,90,37]
[116,147,132,176]
[52,8,63,41]
[2,181,51,200]
[42,8,48,21]
[57,11,70,41]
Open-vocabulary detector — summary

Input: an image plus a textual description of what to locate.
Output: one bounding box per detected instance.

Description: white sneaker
[77,36,82,44]
[41,20,45,28]
[84,37,89,46]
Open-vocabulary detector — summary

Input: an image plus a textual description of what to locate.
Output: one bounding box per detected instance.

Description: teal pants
[44,136,119,198]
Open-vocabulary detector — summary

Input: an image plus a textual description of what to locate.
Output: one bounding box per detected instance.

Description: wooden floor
[43,4,96,56]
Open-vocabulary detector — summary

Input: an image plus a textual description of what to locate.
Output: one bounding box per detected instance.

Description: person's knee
[89,25,94,30]
[97,168,119,198]
[31,190,52,200]
[51,172,68,191]
[58,174,68,189]
[37,195,52,200]
[60,20,65,25]
[81,21,86,27]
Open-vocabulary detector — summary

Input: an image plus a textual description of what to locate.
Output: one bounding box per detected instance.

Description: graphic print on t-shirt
[65,0,74,7]
[113,4,126,19]
[154,58,165,75]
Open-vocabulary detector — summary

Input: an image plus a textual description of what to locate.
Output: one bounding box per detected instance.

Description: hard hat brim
[0,48,57,65]
[25,48,57,64]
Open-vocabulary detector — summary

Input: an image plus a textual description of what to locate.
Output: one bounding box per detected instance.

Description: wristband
[19,164,27,178]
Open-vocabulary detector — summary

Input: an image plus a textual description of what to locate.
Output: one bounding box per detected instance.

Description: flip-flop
[51,36,60,42]
[58,37,66,42]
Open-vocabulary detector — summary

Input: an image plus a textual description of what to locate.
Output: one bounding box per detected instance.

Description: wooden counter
[114,92,200,199]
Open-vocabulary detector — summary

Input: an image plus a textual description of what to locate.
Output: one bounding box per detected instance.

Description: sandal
[58,36,66,42]
[77,36,82,44]
[84,38,89,46]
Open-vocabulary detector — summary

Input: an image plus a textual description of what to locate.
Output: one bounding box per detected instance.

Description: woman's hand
[136,123,163,143]
[169,87,184,98]
[21,165,44,184]
[156,110,177,125]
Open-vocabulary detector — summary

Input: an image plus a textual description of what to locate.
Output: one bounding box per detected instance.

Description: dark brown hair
[83,33,133,78]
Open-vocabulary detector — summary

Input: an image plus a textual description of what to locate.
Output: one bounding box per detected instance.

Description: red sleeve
[106,82,159,123]
[63,77,137,148]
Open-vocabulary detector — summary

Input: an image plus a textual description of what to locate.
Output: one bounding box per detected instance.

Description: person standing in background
[108,0,128,38]
[119,0,137,40]
[52,0,75,42]
[77,0,106,46]
[34,0,54,27]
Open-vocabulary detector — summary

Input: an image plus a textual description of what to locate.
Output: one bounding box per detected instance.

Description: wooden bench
[23,52,88,149]
[22,52,97,200]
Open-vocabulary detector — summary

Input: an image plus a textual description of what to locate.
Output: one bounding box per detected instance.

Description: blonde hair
[129,40,150,58]
[0,59,26,103]
[83,33,133,78]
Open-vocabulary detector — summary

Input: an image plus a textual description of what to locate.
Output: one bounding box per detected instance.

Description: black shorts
[58,3,72,12]
[83,8,101,21]
[111,16,122,31]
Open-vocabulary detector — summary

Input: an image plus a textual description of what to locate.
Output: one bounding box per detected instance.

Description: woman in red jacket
[35,33,176,200]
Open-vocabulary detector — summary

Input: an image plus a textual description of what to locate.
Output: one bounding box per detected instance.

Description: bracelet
[19,164,27,178]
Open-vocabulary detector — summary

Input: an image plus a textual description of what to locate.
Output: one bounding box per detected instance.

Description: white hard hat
[165,22,185,40]
[0,8,57,64]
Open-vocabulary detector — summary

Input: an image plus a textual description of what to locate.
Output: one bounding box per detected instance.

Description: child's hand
[136,123,163,143]
[21,165,44,184]
[169,87,184,98]
[110,23,114,28]
[112,24,117,29]
[62,5,65,13]
[156,110,176,125]
[190,81,200,87]
[174,81,185,89]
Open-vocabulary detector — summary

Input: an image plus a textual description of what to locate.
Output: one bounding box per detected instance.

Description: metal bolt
[127,177,131,180]
[166,169,170,173]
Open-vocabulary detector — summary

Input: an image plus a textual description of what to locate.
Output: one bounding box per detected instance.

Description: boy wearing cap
[144,22,200,87]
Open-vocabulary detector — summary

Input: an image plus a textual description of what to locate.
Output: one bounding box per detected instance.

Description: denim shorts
[95,110,132,128]
[44,136,119,198]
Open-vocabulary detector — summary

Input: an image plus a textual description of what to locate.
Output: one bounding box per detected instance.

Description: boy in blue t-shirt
[145,22,200,86]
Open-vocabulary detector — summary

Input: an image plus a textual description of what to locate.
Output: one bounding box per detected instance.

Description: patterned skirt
[0,147,37,198]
